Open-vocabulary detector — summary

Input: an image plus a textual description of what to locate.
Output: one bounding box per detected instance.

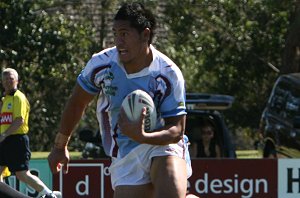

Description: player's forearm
[54,83,95,149]
[142,115,186,145]
[54,97,86,148]
[59,99,86,136]
[142,125,184,145]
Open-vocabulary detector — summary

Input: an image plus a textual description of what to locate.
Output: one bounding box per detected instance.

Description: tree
[0,0,96,150]
[1,0,298,151]
[282,1,300,74]
[160,0,296,132]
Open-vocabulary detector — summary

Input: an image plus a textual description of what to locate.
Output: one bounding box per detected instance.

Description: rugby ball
[121,89,157,132]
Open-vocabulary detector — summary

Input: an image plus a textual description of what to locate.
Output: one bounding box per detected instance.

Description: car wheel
[263,138,277,158]
[82,151,89,159]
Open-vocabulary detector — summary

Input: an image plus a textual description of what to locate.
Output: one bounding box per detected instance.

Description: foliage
[160,0,297,131]
[0,0,96,150]
[0,0,298,151]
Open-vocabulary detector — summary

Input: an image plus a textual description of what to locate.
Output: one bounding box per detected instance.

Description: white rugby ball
[121,89,157,132]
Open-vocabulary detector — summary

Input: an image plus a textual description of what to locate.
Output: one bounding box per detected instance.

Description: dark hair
[201,119,216,131]
[114,2,156,44]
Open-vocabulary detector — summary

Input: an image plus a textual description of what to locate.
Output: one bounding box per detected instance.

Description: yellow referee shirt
[0,90,30,135]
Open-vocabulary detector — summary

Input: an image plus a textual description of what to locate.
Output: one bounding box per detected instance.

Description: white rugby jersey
[77,45,186,158]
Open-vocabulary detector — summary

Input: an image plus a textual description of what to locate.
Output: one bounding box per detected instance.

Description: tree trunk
[282,2,300,74]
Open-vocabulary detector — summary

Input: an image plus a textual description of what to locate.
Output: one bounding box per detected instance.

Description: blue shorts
[0,134,31,172]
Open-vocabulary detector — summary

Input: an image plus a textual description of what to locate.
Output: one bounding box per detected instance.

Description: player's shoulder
[87,47,118,67]
[151,45,183,77]
[92,46,117,57]
[152,46,173,64]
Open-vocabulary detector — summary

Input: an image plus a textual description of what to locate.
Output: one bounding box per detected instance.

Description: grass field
[32,152,82,159]
[32,150,262,159]
[235,150,262,158]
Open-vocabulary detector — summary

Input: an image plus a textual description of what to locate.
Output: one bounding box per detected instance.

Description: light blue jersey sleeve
[77,58,102,95]
[77,48,115,95]
[157,63,186,118]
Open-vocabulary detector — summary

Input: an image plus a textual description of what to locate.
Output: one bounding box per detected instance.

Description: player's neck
[124,47,152,74]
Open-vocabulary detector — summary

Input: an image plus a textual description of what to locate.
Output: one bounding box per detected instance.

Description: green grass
[32,150,262,160]
[236,150,262,159]
[32,152,82,159]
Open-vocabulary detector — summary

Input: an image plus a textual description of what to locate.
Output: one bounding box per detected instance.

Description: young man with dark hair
[48,2,193,198]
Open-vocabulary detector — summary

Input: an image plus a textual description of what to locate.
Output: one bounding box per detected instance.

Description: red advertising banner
[53,160,113,198]
[188,159,277,198]
[53,159,278,198]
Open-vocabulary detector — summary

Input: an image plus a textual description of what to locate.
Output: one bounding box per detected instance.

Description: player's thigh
[150,156,187,198]
[114,183,153,198]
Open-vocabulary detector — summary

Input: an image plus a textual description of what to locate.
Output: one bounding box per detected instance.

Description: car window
[259,74,300,158]
[186,112,225,158]
[185,93,236,158]
[269,79,300,122]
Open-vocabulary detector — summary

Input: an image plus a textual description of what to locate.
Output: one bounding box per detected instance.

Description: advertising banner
[188,159,277,198]
[52,159,113,198]
[54,159,279,198]
[5,159,52,197]
[278,159,300,198]
[5,158,300,197]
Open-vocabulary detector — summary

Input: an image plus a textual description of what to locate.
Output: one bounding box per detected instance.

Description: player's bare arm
[48,83,94,174]
[58,84,94,137]
[119,108,186,145]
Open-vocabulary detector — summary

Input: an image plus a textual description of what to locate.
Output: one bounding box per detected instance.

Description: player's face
[2,72,18,92]
[113,20,149,69]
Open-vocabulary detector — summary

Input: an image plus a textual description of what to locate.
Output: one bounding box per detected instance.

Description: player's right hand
[47,147,70,174]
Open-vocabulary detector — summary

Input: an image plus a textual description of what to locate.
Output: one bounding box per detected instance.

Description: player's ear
[141,28,150,43]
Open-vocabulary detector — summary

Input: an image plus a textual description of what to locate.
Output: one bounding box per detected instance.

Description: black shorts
[0,134,31,172]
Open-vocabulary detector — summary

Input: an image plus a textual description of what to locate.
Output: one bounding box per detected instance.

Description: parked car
[185,93,236,158]
[79,93,237,159]
[79,128,108,159]
[259,73,300,158]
